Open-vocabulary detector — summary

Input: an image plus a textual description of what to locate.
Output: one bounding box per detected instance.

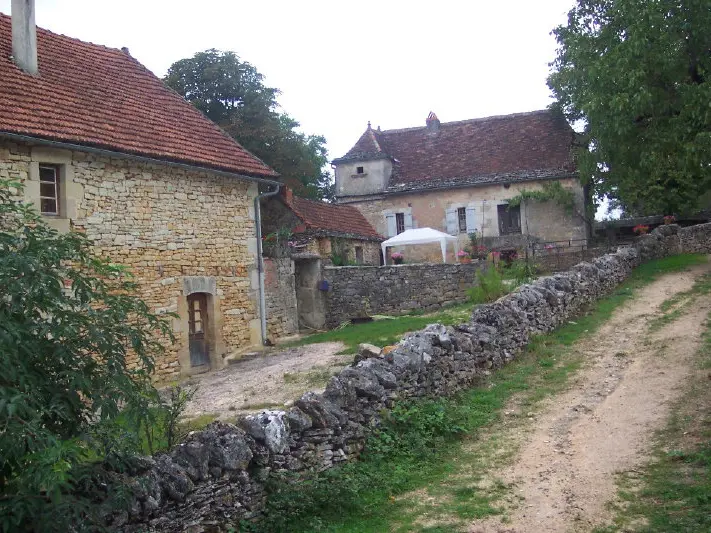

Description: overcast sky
[0,0,575,161]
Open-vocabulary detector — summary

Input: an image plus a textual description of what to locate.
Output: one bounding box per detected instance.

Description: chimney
[11,0,38,75]
[280,185,293,204]
[426,111,440,133]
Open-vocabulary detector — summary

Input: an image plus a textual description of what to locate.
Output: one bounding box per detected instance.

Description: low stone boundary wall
[112,223,711,531]
[263,257,298,340]
[323,262,486,328]
[533,246,614,273]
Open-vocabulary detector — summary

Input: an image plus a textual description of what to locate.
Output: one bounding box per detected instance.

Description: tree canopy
[548,0,711,216]
[165,49,334,201]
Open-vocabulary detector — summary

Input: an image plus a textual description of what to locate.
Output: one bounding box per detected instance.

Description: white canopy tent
[381,227,458,264]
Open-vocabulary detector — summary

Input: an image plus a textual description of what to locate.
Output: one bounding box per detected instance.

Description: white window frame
[38,164,60,216]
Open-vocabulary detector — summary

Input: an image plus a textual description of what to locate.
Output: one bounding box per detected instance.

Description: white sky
[0,0,575,161]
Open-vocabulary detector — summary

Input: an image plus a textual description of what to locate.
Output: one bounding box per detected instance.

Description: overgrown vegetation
[596,309,711,532]
[242,253,706,533]
[0,179,176,531]
[287,304,472,354]
[467,260,538,304]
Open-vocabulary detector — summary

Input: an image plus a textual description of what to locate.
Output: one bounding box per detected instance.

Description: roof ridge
[380,109,553,135]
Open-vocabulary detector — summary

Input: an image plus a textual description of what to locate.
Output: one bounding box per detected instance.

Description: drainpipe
[254,183,281,346]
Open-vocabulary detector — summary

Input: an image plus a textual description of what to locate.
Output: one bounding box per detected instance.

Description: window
[356,166,364,174]
[39,165,60,215]
[497,204,521,235]
[396,213,405,234]
[457,207,467,233]
[355,246,364,264]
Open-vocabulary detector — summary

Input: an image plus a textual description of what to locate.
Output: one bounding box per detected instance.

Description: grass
[285,303,472,354]
[595,309,711,533]
[647,271,711,332]
[241,253,707,533]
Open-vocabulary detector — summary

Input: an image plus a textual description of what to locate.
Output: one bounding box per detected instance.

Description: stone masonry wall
[323,262,486,328]
[264,258,298,341]
[105,223,710,531]
[1,140,261,381]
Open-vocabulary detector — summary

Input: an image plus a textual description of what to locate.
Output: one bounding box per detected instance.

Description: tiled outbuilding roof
[286,193,382,241]
[334,110,576,192]
[0,14,276,178]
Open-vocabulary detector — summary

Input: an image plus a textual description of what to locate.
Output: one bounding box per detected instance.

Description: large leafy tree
[0,179,172,531]
[548,0,711,216]
[165,49,334,201]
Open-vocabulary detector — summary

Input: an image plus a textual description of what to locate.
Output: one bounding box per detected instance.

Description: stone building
[333,110,588,263]
[0,9,281,380]
[261,187,383,266]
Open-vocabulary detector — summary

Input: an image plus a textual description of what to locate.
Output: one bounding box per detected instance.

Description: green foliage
[164,49,334,201]
[548,0,711,216]
[0,179,174,531]
[503,260,538,286]
[506,182,577,214]
[467,266,508,304]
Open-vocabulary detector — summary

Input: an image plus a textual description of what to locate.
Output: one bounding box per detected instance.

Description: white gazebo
[381,227,458,264]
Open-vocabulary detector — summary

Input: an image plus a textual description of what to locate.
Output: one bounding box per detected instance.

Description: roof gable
[336,110,576,189]
[0,14,276,178]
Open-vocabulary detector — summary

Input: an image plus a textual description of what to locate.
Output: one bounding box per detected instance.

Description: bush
[0,179,174,531]
[467,266,508,304]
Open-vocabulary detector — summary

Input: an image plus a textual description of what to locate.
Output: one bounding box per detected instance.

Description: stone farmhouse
[261,186,382,266]
[0,7,282,380]
[333,110,588,263]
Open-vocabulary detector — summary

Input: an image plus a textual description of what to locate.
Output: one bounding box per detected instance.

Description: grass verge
[239,253,706,533]
[648,271,711,332]
[595,309,711,532]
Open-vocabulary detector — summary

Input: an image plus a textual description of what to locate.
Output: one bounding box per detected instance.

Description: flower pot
[459,257,472,264]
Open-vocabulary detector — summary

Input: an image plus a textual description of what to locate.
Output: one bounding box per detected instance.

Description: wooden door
[188,293,210,368]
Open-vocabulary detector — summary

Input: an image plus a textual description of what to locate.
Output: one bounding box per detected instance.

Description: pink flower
[457,250,469,257]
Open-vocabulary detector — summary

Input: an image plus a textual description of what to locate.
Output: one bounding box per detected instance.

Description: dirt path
[181,342,349,419]
[469,261,711,533]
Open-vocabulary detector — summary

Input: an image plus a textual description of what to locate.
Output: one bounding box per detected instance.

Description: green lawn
[243,253,707,533]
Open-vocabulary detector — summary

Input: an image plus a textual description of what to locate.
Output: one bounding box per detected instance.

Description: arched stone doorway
[179,276,225,375]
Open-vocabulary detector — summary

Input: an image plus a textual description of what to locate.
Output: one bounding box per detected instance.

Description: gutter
[1,131,282,346]
[254,184,281,346]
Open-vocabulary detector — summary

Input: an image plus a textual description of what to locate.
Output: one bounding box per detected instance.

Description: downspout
[254,183,281,346]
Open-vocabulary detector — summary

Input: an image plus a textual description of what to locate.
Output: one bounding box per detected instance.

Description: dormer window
[356,166,364,174]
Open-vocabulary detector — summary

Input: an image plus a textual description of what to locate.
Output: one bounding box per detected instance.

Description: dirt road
[469,261,711,532]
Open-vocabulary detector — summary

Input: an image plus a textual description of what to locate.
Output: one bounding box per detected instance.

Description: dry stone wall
[263,257,298,340]
[323,262,486,327]
[110,223,710,531]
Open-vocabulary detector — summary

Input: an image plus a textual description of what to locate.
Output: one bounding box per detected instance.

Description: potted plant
[391,252,404,265]
[663,215,676,225]
[457,250,471,263]
[633,224,650,235]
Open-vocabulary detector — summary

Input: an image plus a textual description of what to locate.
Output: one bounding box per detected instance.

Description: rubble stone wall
[108,223,708,531]
[264,257,298,340]
[323,262,486,328]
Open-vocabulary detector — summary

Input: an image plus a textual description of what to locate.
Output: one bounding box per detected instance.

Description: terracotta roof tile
[335,110,576,190]
[0,14,276,178]
[287,195,382,240]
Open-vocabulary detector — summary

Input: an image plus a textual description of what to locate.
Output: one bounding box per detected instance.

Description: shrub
[467,266,508,304]
[0,179,174,531]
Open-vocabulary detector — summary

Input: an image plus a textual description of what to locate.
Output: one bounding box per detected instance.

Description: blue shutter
[404,212,413,230]
[445,208,457,235]
[386,214,397,237]
[465,206,477,233]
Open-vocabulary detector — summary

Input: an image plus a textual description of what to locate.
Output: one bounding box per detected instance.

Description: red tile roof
[334,110,576,191]
[285,193,382,240]
[0,14,276,178]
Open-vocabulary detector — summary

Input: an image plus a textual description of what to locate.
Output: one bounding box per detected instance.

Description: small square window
[39,164,60,216]
[356,166,364,174]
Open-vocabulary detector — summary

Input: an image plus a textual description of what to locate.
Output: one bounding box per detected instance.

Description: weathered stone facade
[1,139,262,381]
[263,258,298,340]
[342,177,588,263]
[106,223,711,532]
[323,262,486,327]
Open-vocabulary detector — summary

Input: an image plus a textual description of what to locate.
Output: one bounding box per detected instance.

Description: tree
[0,179,172,531]
[165,49,334,201]
[548,0,711,216]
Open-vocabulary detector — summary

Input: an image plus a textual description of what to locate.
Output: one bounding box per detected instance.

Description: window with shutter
[465,206,477,233]
[395,213,405,234]
[445,208,458,235]
[457,207,467,233]
[386,214,397,237]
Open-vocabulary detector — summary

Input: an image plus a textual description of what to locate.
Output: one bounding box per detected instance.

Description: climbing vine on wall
[506,182,577,215]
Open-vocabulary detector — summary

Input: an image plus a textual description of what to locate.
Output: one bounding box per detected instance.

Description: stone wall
[1,139,261,381]
[264,258,298,341]
[105,223,711,531]
[323,262,486,328]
